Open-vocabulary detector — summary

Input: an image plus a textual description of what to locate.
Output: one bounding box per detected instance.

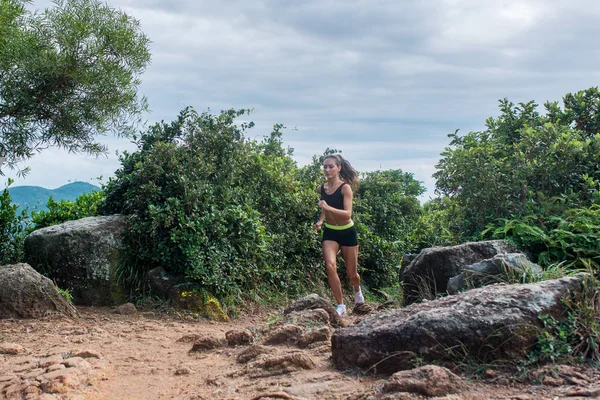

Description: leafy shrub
[101,108,323,302]
[354,170,424,289]
[100,108,427,305]
[29,190,105,231]
[485,205,600,270]
[434,88,600,240]
[412,197,463,249]
[0,179,29,264]
[526,273,600,366]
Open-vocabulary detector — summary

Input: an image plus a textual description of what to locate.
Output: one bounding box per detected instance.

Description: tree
[433,88,600,239]
[0,0,151,173]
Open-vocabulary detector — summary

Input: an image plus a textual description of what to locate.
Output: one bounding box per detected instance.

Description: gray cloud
[8,0,600,201]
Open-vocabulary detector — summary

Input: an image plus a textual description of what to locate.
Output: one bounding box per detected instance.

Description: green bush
[101,108,323,302]
[525,273,600,366]
[485,204,600,270]
[434,88,600,240]
[0,179,29,264]
[100,108,426,305]
[29,190,105,231]
[354,169,424,288]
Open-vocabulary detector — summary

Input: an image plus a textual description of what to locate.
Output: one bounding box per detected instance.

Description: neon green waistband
[324,221,354,230]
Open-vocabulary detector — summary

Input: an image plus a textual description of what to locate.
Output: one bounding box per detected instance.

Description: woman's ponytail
[325,154,359,190]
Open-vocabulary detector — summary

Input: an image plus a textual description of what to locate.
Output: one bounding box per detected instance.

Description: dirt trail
[1,307,599,399]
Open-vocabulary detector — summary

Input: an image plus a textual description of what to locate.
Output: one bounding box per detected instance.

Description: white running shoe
[354,289,365,304]
[336,304,347,316]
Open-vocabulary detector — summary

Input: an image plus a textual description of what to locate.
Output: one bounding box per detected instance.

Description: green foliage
[526,274,600,366]
[57,286,73,304]
[433,88,600,240]
[530,314,578,364]
[0,0,151,173]
[412,197,463,249]
[101,107,323,301]
[564,274,600,363]
[353,169,424,289]
[0,178,29,264]
[547,87,600,139]
[30,190,105,230]
[485,205,600,270]
[101,108,426,305]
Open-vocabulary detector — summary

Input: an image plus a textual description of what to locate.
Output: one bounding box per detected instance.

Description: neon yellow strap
[324,221,354,230]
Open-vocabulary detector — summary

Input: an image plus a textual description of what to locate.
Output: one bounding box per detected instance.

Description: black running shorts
[322,224,358,247]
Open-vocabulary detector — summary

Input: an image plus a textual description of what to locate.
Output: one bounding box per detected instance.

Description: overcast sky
[5,0,600,201]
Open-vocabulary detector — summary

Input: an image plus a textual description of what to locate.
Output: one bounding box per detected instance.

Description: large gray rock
[447,253,543,294]
[24,215,126,306]
[400,240,518,304]
[332,274,587,374]
[0,263,78,319]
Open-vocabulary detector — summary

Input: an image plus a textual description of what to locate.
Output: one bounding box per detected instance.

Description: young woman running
[313,154,363,316]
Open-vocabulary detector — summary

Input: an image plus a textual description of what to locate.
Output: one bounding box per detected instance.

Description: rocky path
[1,306,599,399]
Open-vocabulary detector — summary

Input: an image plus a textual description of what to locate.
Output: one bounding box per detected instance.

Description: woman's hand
[313,220,323,231]
[318,200,329,210]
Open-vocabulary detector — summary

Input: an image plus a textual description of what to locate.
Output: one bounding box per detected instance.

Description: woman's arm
[318,185,353,219]
[314,185,325,230]
[314,210,325,231]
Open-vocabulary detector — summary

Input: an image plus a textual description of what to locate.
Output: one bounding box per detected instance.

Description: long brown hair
[324,154,359,190]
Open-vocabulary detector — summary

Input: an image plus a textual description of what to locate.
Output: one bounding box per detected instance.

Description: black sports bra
[320,183,345,210]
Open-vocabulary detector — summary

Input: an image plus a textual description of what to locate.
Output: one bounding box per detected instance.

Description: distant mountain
[8,181,101,214]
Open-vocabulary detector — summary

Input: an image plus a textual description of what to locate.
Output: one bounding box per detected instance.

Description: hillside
[8,181,101,213]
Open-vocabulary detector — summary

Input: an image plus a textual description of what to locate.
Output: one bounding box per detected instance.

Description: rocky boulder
[24,215,126,306]
[447,253,543,294]
[147,266,185,299]
[283,294,343,327]
[400,240,518,304]
[331,274,587,374]
[0,263,78,319]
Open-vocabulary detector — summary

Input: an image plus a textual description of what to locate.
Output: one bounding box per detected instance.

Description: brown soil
[1,306,599,400]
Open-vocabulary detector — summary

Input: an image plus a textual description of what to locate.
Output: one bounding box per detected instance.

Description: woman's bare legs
[341,245,360,292]
[322,240,343,304]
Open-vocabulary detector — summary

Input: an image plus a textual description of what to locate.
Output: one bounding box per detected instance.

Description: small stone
[174,368,192,376]
[352,303,374,315]
[542,375,563,386]
[484,369,497,378]
[5,380,31,396]
[117,303,137,315]
[0,343,24,355]
[0,375,18,383]
[37,367,82,388]
[40,381,69,394]
[190,337,225,352]
[38,394,59,400]
[21,368,45,379]
[177,334,202,343]
[44,347,70,357]
[46,364,66,372]
[72,349,102,359]
[13,363,37,373]
[23,385,40,395]
[382,365,465,397]
[39,354,64,368]
[225,329,254,346]
[237,345,274,364]
[62,357,92,372]
[263,325,303,346]
[142,312,156,318]
[298,327,331,348]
